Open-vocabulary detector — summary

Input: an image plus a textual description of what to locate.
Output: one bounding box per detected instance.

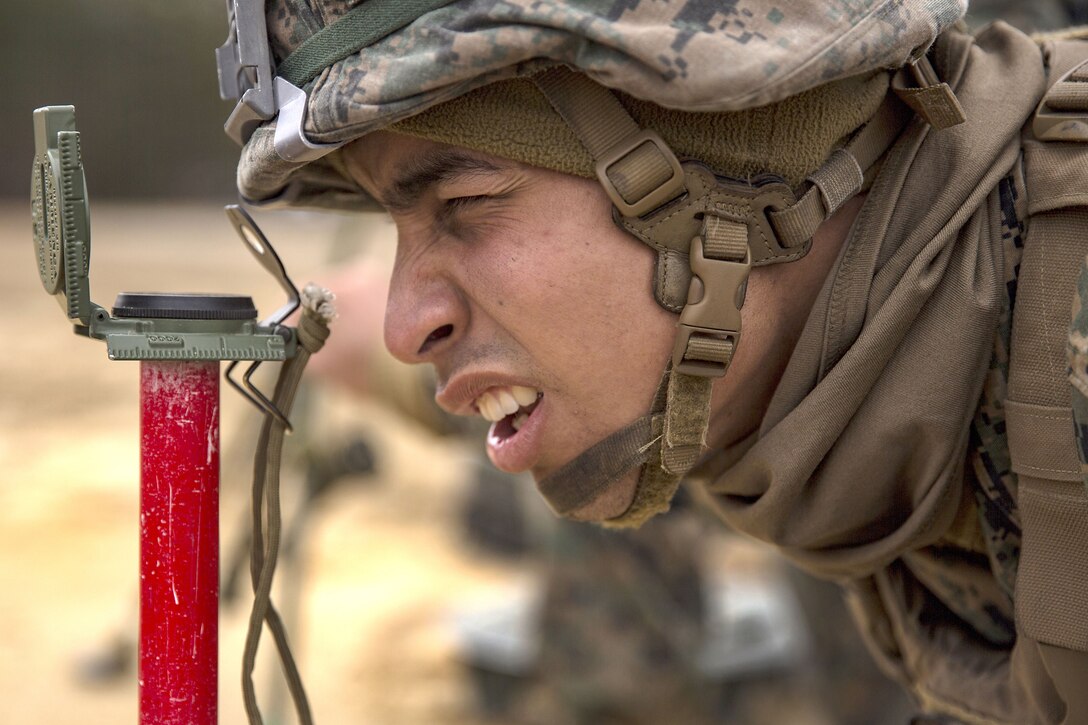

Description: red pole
[139,360,220,725]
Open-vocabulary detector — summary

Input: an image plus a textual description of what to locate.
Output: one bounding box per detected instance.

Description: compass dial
[31,152,64,295]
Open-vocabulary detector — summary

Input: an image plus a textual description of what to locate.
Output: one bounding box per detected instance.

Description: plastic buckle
[1033,62,1088,142]
[595,130,685,218]
[216,0,276,145]
[1034,106,1088,141]
[672,233,750,377]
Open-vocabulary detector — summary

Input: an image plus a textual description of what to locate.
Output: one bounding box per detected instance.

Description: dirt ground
[0,201,909,725]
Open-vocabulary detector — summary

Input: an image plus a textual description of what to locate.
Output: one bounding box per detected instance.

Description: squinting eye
[443,195,491,211]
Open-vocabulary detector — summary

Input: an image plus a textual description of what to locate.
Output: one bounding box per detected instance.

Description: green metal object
[31,105,297,363]
[32,106,90,323]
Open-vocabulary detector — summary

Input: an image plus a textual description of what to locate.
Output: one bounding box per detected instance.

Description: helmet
[218,0,967,525]
[223,0,965,207]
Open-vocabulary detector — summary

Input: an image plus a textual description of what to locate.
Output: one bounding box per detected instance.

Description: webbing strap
[661,370,714,475]
[537,415,657,515]
[536,364,713,520]
[810,149,864,214]
[1047,81,1088,109]
[533,67,642,162]
[683,335,734,365]
[769,92,911,248]
[533,66,685,217]
[703,214,747,259]
[276,0,458,87]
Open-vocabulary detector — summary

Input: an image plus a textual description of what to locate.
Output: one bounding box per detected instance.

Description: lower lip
[486,397,546,473]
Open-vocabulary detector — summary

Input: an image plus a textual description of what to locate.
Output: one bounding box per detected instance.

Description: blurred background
[1,2,1086,724]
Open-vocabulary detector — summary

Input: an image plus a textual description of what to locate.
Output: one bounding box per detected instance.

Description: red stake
[139,360,220,725]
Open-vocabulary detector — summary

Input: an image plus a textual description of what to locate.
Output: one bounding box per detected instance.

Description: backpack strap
[1033,34,1088,141]
[1005,401,1080,480]
[1006,35,1088,725]
[1009,36,1088,469]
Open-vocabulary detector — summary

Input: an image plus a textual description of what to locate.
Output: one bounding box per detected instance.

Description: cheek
[468,171,676,419]
[526,223,675,409]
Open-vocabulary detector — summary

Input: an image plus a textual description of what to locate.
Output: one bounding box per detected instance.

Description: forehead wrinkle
[383,150,506,213]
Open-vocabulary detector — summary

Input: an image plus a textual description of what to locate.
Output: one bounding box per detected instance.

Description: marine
[217,1,1088,722]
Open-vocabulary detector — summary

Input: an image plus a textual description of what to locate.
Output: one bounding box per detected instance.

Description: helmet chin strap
[532,66,911,527]
[537,363,716,528]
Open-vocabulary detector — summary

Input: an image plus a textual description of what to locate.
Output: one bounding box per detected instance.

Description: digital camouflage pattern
[967,173,1024,603]
[1070,255,1088,496]
[240,0,967,203]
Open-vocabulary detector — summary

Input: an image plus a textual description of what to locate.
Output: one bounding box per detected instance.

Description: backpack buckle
[1034,60,1088,142]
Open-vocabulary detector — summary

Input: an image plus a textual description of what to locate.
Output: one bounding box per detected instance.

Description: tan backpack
[1005,33,1088,725]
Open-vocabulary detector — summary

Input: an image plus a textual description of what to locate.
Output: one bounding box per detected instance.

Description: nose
[383,239,465,365]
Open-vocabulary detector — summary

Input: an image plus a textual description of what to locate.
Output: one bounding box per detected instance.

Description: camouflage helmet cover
[239,0,968,206]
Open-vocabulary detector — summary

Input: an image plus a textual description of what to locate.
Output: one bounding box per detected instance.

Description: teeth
[497,390,519,416]
[479,394,503,422]
[511,385,538,407]
[473,385,541,423]
[512,412,529,431]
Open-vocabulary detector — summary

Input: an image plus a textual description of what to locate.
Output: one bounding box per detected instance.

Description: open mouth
[474,385,542,443]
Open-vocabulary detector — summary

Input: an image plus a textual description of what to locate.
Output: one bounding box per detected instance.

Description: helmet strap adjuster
[531,65,917,525]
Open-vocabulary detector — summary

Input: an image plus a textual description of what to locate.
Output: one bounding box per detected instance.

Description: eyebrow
[380,150,506,212]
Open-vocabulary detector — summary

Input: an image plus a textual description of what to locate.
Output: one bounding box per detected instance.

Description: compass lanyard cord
[243,285,334,725]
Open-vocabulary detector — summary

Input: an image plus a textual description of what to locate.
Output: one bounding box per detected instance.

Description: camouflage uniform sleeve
[1069,254,1088,495]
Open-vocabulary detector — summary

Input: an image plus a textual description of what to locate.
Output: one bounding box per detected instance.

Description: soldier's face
[343,132,675,506]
